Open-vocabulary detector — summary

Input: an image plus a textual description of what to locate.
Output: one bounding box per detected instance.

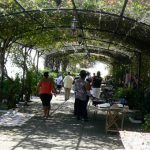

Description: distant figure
[91,71,102,99]
[63,72,73,101]
[131,74,138,89]
[74,70,88,121]
[73,75,80,85]
[37,72,56,118]
[124,70,131,87]
[92,73,96,79]
[86,72,92,98]
[86,77,92,106]
[91,73,96,85]
[118,78,124,87]
[56,73,63,93]
[86,72,92,82]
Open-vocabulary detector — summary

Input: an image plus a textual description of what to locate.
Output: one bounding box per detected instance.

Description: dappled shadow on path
[0,96,128,149]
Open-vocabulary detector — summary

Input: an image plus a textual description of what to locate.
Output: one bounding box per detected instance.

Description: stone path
[0,93,141,150]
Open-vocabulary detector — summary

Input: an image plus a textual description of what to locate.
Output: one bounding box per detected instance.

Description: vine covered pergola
[0,0,149,59]
[0,0,150,102]
[0,0,150,99]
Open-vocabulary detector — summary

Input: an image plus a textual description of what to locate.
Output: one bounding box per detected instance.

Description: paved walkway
[0,92,141,150]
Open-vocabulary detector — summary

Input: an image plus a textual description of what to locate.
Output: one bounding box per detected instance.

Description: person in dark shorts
[37,72,56,118]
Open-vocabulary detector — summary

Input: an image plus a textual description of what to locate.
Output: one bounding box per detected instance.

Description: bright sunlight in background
[6,54,109,79]
[86,61,109,78]
[6,56,44,78]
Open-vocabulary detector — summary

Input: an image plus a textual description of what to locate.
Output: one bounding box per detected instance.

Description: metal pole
[137,52,141,89]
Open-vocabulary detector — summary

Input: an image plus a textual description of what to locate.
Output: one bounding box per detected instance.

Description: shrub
[1,76,22,109]
[113,87,142,109]
[143,114,150,132]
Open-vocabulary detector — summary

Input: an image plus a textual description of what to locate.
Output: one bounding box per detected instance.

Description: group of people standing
[37,70,102,120]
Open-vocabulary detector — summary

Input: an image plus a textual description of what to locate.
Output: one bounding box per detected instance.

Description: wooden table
[90,103,129,133]
[106,108,125,133]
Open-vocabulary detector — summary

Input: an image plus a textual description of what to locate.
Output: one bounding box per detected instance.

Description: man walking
[63,72,73,101]
[91,71,102,99]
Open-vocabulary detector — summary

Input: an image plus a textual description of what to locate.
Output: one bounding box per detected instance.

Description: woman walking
[74,70,89,121]
[37,72,56,118]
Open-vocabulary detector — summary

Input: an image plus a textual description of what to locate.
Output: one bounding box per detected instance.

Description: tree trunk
[62,58,69,72]
[21,47,28,101]
[0,47,5,102]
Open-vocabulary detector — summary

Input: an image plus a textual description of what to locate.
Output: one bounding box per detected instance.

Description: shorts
[57,85,62,89]
[40,94,52,107]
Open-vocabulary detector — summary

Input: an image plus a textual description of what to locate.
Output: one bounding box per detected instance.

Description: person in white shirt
[63,72,73,101]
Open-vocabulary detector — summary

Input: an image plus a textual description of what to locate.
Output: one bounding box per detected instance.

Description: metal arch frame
[46,51,114,65]
[46,50,128,64]
[10,35,131,64]
[14,39,131,61]
[0,8,149,50]
[107,0,128,50]
[12,34,132,64]
[46,44,130,63]
[63,44,131,58]
[0,1,149,64]
[14,0,45,28]
[0,8,149,28]
[1,1,149,42]
[0,22,143,64]
[13,25,141,53]
[1,0,150,50]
